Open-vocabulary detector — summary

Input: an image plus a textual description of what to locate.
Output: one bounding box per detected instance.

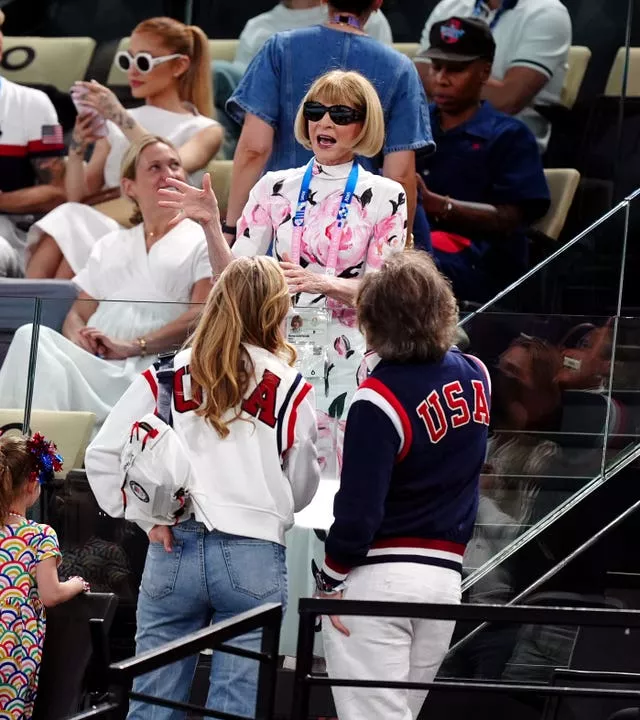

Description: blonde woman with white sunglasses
[26,16,223,280]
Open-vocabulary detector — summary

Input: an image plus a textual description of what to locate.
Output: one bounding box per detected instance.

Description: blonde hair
[120,134,180,225]
[0,435,38,525]
[189,256,296,438]
[134,17,214,118]
[294,70,385,158]
[358,250,459,363]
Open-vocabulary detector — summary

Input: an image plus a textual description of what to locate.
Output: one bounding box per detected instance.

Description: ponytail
[133,17,214,119]
[0,449,13,525]
[0,436,36,525]
[182,26,214,119]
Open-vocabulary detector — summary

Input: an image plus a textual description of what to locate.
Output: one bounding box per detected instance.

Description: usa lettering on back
[172,365,282,430]
[416,379,490,444]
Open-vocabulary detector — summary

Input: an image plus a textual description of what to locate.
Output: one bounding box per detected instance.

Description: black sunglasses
[303,101,365,126]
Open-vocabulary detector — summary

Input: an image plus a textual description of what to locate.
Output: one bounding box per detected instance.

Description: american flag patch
[41,124,63,145]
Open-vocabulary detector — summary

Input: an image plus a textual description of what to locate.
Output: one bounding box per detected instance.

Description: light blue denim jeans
[127,521,287,719]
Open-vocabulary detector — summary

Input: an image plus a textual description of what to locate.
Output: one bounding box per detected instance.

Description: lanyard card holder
[287,307,330,380]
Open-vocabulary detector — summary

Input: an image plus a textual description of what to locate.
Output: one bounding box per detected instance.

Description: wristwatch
[221,221,237,237]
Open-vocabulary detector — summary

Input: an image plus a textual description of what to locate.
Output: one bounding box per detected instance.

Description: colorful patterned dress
[235,159,407,477]
[0,518,61,719]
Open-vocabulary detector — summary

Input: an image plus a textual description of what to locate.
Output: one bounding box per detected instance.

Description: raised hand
[69,114,102,155]
[157,172,220,229]
[75,80,134,130]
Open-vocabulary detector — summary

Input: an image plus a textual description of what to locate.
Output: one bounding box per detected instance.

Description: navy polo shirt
[420,101,550,300]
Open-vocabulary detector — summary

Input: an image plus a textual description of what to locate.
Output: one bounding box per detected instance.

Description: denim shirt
[227,25,434,174]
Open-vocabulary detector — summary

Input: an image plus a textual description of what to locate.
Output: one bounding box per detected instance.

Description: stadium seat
[106,37,131,87]
[0,409,96,478]
[209,39,239,63]
[604,47,640,97]
[93,195,137,228]
[0,279,78,365]
[533,168,581,240]
[393,42,420,60]
[1,36,96,92]
[207,159,233,216]
[561,46,592,109]
[33,592,118,719]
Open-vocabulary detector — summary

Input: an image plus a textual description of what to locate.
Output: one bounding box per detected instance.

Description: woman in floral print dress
[159,70,407,477]
[0,434,88,719]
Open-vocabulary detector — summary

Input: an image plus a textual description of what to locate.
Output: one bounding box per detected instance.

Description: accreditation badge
[287,307,330,380]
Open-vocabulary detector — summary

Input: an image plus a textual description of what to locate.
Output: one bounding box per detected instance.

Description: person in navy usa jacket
[316,250,491,720]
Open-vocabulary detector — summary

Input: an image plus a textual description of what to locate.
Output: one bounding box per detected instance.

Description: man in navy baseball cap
[423,16,496,64]
[413,15,549,303]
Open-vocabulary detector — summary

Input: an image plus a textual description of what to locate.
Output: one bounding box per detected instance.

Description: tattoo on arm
[69,135,85,156]
[32,157,66,186]
[101,101,135,131]
[113,110,135,131]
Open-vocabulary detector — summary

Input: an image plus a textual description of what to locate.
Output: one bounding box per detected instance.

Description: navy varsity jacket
[322,348,491,586]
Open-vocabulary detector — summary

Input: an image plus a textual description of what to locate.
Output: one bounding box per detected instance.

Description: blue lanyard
[472,0,510,29]
[291,158,359,275]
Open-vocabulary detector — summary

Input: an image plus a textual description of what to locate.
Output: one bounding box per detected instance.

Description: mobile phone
[70,84,108,138]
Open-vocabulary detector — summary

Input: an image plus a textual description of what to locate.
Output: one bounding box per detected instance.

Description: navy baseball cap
[423,16,496,63]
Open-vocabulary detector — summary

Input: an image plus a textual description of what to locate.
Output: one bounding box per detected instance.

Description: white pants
[323,562,460,720]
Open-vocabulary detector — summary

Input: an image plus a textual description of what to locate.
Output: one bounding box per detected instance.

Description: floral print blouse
[234,159,407,308]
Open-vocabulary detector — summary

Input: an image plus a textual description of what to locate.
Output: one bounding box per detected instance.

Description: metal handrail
[292,599,640,719]
[69,603,283,720]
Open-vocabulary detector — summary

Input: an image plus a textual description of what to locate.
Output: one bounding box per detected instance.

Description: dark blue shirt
[420,101,550,300]
[227,25,433,174]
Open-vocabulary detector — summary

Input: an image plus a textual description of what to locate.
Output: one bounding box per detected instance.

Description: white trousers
[323,562,460,720]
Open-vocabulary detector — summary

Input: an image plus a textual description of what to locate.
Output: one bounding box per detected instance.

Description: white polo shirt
[234,3,394,72]
[419,0,572,151]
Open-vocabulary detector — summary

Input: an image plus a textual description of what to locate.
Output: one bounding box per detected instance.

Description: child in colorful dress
[0,433,89,719]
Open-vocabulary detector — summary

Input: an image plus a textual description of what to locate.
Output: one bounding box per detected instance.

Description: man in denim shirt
[224,0,433,243]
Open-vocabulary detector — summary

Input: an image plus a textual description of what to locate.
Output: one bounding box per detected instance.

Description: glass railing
[433,192,640,684]
[1,188,640,666]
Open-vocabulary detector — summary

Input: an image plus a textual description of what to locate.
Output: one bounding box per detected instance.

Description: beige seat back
[0,410,96,479]
[560,46,592,109]
[533,168,581,240]
[106,38,131,87]
[1,36,96,92]
[209,39,239,64]
[605,47,640,97]
[92,196,136,228]
[206,159,233,217]
[393,43,420,60]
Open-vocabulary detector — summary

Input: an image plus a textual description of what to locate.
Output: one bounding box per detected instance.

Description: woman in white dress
[26,16,224,280]
[0,136,212,431]
[159,70,407,477]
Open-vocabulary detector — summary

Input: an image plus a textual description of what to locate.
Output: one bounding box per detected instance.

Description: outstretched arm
[158,173,234,274]
[36,557,88,607]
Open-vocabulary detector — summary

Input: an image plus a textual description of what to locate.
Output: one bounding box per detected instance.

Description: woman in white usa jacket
[85,255,320,720]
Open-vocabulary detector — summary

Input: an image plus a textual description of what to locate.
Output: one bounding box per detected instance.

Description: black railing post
[291,607,316,720]
[255,606,282,720]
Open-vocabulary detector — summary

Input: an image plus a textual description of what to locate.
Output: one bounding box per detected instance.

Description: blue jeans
[127,521,287,719]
